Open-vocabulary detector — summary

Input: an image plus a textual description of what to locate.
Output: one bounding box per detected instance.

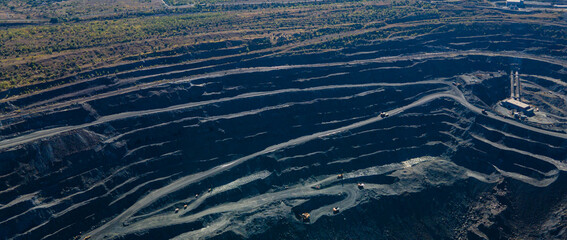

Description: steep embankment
[1,21,567,240]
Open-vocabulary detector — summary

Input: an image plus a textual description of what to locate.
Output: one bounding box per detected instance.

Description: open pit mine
[1,8,567,240]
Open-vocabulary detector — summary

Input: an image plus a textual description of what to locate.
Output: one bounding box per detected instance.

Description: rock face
[1,22,567,240]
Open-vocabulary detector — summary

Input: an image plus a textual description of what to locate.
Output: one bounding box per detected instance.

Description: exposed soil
[1,21,567,240]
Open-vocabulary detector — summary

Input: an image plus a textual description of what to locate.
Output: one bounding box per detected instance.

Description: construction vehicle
[357,183,365,189]
[73,232,85,240]
[332,207,340,214]
[175,208,179,213]
[301,213,311,222]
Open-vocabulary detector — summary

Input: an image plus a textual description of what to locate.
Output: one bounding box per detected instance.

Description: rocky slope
[1,21,567,240]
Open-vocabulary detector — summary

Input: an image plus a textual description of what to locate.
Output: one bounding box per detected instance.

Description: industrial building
[502,98,534,115]
[506,0,525,8]
[502,71,534,116]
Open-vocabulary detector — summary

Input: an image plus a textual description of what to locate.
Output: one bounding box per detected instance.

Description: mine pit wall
[471,74,510,106]
[0,107,94,140]
[469,122,567,161]
[1,91,564,236]
[3,53,561,139]
[247,180,493,240]
[2,52,565,237]
[244,173,567,240]
[0,130,113,238]
[455,112,567,180]
[1,22,567,239]
[474,115,567,148]
[3,21,567,112]
[0,99,467,239]
[8,38,270,107]
[0,39,255,102]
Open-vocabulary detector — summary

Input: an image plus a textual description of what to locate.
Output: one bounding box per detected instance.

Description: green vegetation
[0,0,163,21]
[165,0,237,6]
[0,0,565,95]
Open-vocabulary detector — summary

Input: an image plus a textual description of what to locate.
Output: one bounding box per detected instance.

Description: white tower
[516,71,521,101]
[510,71,515,98]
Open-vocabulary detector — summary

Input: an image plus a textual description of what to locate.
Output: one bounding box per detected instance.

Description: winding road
[73,82,567,239]
[1,53,567,240]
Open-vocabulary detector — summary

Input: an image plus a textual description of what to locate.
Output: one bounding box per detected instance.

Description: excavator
[332,207,340,214]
